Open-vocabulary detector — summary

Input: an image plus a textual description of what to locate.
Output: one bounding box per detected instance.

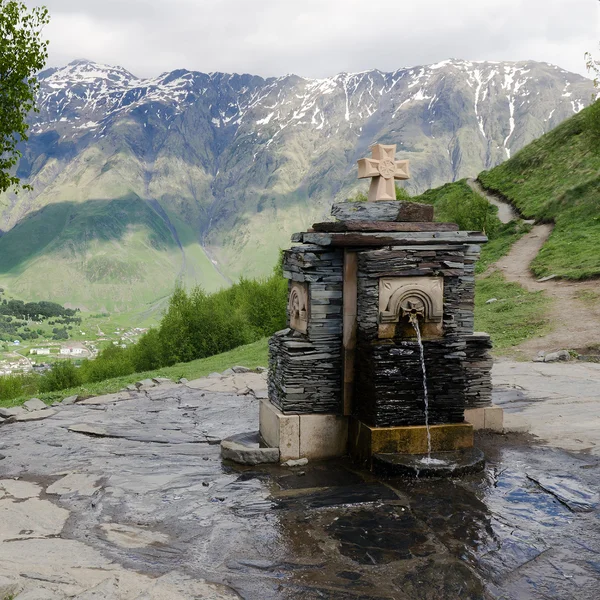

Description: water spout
[409,314,432,461]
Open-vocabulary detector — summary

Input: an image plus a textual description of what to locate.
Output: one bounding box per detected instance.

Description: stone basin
[373,447,485,477]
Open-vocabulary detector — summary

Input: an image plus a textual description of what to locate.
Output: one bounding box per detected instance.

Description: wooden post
[342,250,358,416]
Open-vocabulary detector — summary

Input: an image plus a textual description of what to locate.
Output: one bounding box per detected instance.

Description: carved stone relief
[289,282,309,334]
[378,277,444,339]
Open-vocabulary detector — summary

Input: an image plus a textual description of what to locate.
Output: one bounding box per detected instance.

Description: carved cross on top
[357,144,410,201]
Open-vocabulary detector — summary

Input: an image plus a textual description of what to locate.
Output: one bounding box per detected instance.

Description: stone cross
[357,144,410,201]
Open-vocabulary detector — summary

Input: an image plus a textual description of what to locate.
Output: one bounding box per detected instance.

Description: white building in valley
[30,348,51,355]
[59,347,85,356]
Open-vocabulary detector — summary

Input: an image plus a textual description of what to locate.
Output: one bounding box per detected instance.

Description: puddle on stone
[326,506,437,564]
[526,472,599,512]
[276,464,366,491]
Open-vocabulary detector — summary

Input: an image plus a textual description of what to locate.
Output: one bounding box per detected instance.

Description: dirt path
[466,178,523,224]
[492,224,600,354]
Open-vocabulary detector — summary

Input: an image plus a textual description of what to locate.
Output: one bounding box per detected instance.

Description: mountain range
[0,58,594,316]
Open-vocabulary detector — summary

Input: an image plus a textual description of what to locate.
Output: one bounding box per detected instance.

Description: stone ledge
[259,399,348,461]
[220,432,280,465]
[464,405,504,431]
[350,419,474,464]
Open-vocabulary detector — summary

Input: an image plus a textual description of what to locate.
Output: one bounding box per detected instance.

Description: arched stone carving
[378,277,444,338]
[289,282,309,334]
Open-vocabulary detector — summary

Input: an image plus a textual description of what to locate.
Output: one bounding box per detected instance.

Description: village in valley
[0,291,148,375]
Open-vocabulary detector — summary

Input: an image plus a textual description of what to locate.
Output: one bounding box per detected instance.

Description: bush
[73,266,287,387]
[79,345,134,383]
[39,361,82,392]
[0,373,39,401]
[348,184,411,202]
[414,180,501,237]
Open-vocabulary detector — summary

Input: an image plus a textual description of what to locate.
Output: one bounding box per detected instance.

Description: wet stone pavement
[0,373,599,599]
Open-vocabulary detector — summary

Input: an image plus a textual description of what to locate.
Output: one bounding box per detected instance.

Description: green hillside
[478,103,600,279]
[0,194,227,316]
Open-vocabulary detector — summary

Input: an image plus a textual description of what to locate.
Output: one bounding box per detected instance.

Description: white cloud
[29,0,599,78]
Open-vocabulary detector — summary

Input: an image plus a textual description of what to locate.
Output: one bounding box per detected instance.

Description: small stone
[222,368,235,377]
[12,409,57,422]
[61,394,79,405]
[0,406,26,418]
[135,378,155,389]
[152,377,172,384]
[207,372,222,379]
[282,458,309,467]
[232,366,251,373]
[485,298,498,304]
[255,366,268,373]
[126,384,137,392]
[178,377,189,384]
[544,350,571,363]
[23,398,47,412]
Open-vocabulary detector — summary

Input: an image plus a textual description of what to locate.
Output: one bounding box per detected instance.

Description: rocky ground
[0,364,599,599]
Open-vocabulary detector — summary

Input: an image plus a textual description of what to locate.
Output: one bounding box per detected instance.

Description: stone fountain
[257,144,503,475]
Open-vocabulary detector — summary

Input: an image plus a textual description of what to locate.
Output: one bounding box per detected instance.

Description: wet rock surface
[0,369,599,599]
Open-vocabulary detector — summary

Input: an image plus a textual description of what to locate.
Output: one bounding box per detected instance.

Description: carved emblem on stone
[377,157,397,179]
[357,144,410,201]
[289,282,309,334]
[378,277,444,339]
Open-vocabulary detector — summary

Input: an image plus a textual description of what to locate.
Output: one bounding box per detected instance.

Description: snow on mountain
[33,58,590,162]
[2,57,594,302]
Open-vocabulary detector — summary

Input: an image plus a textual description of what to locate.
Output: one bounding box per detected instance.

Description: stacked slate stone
[267,198,492,427]
[464,333,493,408]
[355,339,467,426]
[355,243,476,427]
[268,245,343,414]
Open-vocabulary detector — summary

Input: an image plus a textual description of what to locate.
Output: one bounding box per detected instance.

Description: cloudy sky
[31,0,599,79]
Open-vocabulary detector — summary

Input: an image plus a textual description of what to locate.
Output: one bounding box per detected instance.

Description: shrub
[348,184,411,202]
[39,361,82,392]
[79,345,135,382]
[0,373,36,401]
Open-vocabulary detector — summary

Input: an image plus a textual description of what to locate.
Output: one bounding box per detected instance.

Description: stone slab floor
[0,366,599,599]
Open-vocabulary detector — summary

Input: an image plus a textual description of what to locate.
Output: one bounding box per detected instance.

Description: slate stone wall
[354,338,467,427]
[355,243,480,341]
[267,236,490,423]
[464,333,493,409]
[354,242,481,428]
[269,245,344,414]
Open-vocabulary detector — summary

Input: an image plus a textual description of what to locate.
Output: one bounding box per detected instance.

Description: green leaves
[0,1,49,193]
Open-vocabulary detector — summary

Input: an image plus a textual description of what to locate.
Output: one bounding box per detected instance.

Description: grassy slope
[0,196,227,316]
[412,179,532,273]
[478,104,600,279]
[413,180,553,352]
[474,273,551,351]
[0,338,268,408]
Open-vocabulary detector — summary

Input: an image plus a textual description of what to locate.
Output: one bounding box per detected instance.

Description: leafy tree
[39,361,81,392]
[0,1,49,193]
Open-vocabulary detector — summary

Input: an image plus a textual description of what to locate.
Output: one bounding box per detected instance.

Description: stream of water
[410,316,433,462]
